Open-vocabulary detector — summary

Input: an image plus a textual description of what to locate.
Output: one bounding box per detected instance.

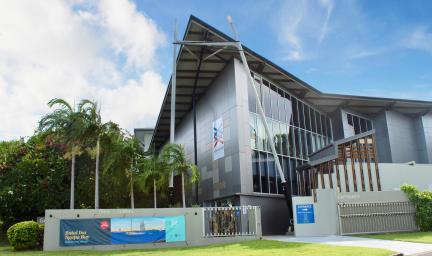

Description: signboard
[296,204,315,224]
[212,118,224,160]
[60,216,185,246]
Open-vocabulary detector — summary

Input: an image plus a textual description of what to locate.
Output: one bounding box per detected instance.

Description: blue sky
[0,0,431,140]
[138,0,432,100]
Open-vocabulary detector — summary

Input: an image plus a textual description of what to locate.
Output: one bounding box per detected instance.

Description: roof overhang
[151,15,432,150]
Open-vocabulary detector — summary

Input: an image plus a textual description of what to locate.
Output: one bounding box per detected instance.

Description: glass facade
[249,73,333,195]
[346,112,373,135]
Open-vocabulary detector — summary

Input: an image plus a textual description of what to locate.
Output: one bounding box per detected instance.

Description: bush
[38,224,44,247]
[401,184,432,231]
[6,221,43,250]
[0,137,69,230]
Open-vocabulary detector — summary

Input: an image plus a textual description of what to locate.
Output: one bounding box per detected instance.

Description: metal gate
[202,206,258,237]
[338,201,418,235]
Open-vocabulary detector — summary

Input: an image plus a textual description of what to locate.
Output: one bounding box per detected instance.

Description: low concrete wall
[336,190,409,203]
[380,163,432,191]
[317,163,432,193]
[44,207,261,251]
[292,190,412,237]
[292,189,339,237]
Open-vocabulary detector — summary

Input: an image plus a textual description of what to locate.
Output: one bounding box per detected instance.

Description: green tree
[137,152,169,208]
[401,184,432,231]
[38,98,88,209]
[159,144,200,207]
[0,134,68,229]
[101,128,143,208]
[77,99,109,209]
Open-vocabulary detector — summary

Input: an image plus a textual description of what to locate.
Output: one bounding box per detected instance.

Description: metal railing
[203,206,258,237]
[338,201,418,235]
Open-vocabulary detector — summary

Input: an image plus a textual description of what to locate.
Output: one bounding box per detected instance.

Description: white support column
[169,22,178,188]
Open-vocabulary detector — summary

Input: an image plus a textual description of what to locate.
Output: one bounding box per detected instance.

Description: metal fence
[203,206,258,237]
[338,201,418,235]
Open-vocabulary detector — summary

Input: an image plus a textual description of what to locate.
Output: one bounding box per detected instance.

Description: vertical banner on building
[212,117,224,160]
[59,216,186,246]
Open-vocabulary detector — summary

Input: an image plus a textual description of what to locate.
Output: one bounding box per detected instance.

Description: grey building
[151,16,432,234]
[134,128,154,152]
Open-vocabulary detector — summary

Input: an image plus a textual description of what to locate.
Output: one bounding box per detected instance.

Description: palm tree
[38,98,87,209]
[77,99,105,209]
[159,144,200,208]
[102,130,142,208]
[127,148,143,209]
[137,153,169,208]
[126,160,138,209]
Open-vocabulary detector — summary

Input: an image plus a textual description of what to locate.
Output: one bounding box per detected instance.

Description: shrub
[0,137,69,230]
[401,184,432,231]
[38,224,45,247]
[7,221,43,250]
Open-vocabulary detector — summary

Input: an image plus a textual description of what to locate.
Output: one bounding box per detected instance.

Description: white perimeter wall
[317,163,432,192]
[379,163,432,191]
[292,190,411,237]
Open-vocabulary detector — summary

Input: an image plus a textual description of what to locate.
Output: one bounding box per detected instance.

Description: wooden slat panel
[349,142,358,192]
[372,134,382,191]
[356,139,366,191]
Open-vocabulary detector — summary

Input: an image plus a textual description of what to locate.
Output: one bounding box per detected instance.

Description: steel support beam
[168,22,178,203]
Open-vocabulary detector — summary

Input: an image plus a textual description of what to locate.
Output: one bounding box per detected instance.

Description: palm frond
[47,98,73,111]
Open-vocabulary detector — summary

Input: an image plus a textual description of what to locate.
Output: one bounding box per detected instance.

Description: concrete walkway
[264,235,432,255]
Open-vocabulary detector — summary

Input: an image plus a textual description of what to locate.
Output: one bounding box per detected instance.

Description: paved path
[264,235,432,255]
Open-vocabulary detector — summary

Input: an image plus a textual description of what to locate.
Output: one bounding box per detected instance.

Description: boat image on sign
[110,217,166,244]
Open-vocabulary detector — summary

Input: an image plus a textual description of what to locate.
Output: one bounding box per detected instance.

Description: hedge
[401,184,432,231]
[6,221,44,250]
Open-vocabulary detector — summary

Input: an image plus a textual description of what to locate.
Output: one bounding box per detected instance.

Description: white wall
[292,189,339,237]
[380,163,432,191]
[316,162,432,193]
[292,190,411,237]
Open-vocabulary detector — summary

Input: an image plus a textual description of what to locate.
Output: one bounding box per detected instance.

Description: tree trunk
[95,136,100,209]
[130,172,135,209]
[70,150,75,209]
[182,172,185,208]
[153,178,157,208]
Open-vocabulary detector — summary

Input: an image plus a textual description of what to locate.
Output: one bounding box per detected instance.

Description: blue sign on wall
[60,216,186,246]
[296,204,315,224]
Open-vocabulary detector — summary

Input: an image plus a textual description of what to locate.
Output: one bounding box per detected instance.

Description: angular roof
[151,15,432,150]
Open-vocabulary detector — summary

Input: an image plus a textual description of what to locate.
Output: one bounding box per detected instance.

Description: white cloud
[349,49,384,59]
[0,0,167,140]
[99,71,165,130]
[274,0,334,61]
[406,26,432,54]
[318,0,334,44]
[97,0,166,69]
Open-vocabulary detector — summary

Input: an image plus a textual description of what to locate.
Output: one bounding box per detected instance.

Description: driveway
[264,235,432,255]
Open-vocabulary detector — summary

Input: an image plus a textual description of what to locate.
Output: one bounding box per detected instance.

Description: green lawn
[358,231,432,244]
[0,240,393,256]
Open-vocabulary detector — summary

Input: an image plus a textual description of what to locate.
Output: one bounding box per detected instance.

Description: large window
[259,152,268,193]
[252,150,260,192]
[249,73,333,195]
[346,112,373,136]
